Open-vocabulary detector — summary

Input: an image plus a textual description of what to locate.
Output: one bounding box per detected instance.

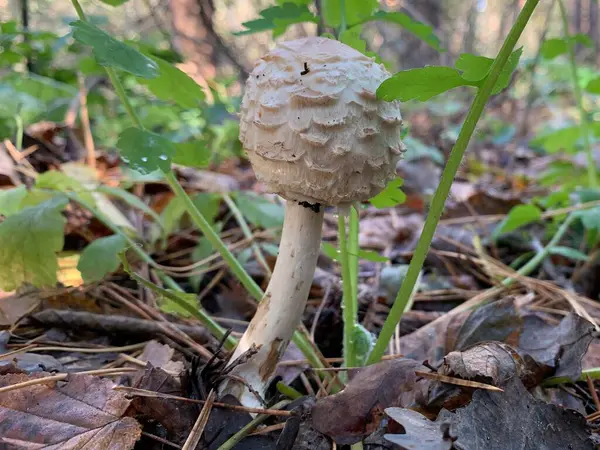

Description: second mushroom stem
[221,201,325,407]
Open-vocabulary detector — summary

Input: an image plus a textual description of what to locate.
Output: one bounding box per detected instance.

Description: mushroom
[221,37,405,407]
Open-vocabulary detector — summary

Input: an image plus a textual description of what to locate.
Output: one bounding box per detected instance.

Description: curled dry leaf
[383,408,452,450]
[0,372,141,449]
[311,358,429,445]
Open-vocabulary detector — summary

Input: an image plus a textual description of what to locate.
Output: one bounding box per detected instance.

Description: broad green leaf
[369,11,443,51]
[233,192,284,229]
[234,4,318,38]
[19,189,56,208]
[530,126,582,153]
[494,204,542,236]
[0,196,68,290]
[116,127,175,174]
[98,0,131,5]
[549,246,588,262]
[340,26,367,53]
[35,170,96,206]
[541,38,569,60]
[402,136,444,164]
[70,20,158,78]
[139,56,205,108]
[158,291,198,318]
[369,178,406,208]
[158,193,220,240]
[578,206,600,231]
[321,0,342,27]
[454,48,522,94]
[173,141,212,168]
[345,0,378,26]
[586,77,600,94]
[77,234,127,283]
[377,66,471,102]
[96,185,162,224]
[0,185,27,216]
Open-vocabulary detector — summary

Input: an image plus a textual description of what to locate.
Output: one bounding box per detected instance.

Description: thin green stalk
[542,367,600,386]
[222,193,272,278]
[557,0,597,187]
[70,0,86,20]
[502,212,576,287]
[368,0,541,365]
[217,400,290,450]
[338,0,347,34]
[339,214,357,374]
[348,206,359,300]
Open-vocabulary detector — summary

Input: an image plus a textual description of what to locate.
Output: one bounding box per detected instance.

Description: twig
[182,389,216,450]
[142,432,181,449]
[77,73,96,168]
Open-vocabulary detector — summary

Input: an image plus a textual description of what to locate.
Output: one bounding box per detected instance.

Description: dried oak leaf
[311,358,429,445]
[0,372,141,449]
[441,378,593,450]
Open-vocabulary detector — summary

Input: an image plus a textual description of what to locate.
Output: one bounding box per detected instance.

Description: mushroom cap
[239,37,405,207]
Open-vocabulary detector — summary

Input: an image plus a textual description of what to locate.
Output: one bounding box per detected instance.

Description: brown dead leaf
[0,291,39,327]
[359,213,423,251]
[311,358,429,445]
[0,372,141,449]
[136,340,185,378]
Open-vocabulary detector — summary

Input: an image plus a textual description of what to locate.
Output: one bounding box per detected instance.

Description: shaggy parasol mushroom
[221,37,405,407]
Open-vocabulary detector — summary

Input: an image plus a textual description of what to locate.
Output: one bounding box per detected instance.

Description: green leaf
[275,0,311,4]
[585,77,600,94]
[577,206,600,231]
[173,141,212,168]
[96,185,162,225]
[158,291,199,318]
[158,192,220,240]
[369,11,443,51]
[454,48,522,94]
[116,127,175,174]
[377,66,471,102]
[35,170,96,206]
[98,0,131,5]
[70,20,158,78]
[351,323,374,366]
[345,0,378,26]
[369,178,406,208]
[0,186,27,216]
[339,26,367,53]
[77,234,127,283]
[492,47,522,94]
[233,192,284,229]
[0,196,68,290]
[541,38,569,60]
[530,126,583,153]
[139,56,205,108]
[322,242,338,260]
[549,246,588,262]
[494,204,542,236]
[402,136,444,164]
[189,237,214,290]
[234,4,318,37]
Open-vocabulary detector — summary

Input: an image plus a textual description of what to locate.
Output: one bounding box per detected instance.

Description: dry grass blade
[415,370,504,392]
[182,389,216,450]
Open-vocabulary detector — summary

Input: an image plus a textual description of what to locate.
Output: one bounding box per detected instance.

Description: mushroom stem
[221,200,325,407]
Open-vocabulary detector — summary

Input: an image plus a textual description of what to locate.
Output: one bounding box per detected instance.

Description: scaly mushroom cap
[239,37,405,207]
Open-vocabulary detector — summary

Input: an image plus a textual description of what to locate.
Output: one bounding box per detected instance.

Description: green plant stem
[338,214,357,374]
[502,212,576,287]
[367,0,541,365]
[14,115,23,150]
[338,0,347,34]
[217,400,290,450]
[557,0,597,188]
[222,193,272,278]
[349,206,359,300]
[542,367,600,386]
[70,0,85,20]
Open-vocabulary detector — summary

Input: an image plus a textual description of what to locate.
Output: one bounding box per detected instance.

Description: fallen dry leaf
[0,291,40,327]
[383,407,452,450]
[0,372,141,449]
[311,358,429,445]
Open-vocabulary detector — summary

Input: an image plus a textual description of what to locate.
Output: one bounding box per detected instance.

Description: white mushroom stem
[220,200,325,408]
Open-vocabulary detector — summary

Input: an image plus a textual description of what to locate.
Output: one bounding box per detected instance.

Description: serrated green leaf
[77,234,127,283]
[494,204,542,236]
[0,196,68,290]
[549,246,588,262]
[586,77,600,94]
[377,66,471,102]
[0,185,27,216]
[117,127,175,174]
[35,170,96,206]
[139,55,205,108]
[233,192,284,229]
[369,178,406,208]
[454,48,522,94]
[173,141,212,168]
[369,11,443,51]
[234,4,317,37]
[70,20,158,78]
[98,0,131,5]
